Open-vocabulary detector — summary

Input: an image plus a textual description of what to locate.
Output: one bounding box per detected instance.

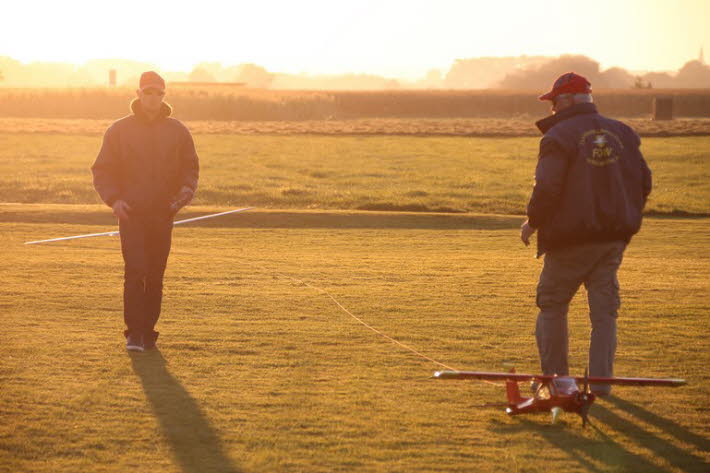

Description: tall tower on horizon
[700,45,705,64]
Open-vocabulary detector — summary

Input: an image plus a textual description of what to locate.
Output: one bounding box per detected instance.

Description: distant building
[168,81,246,88]
[700,46,705,65]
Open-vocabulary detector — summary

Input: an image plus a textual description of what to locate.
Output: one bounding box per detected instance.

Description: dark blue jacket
[92,100,199,215]
[527,103,652,256]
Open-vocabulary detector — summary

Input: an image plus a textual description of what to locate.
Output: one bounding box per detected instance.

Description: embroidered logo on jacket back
[579,129,623,166]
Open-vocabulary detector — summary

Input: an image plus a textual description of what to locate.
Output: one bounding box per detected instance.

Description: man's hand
[520,220,536,247]
[112,200,131,221]
[170,186,194,214]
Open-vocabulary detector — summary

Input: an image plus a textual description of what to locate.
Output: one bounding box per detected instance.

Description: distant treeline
[332,90,710,118]
[1,54,709,90]
[449,54,710,90]
[1,87,709,120]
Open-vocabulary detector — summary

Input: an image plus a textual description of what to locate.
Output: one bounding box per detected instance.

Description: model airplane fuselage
[507,374,600,424]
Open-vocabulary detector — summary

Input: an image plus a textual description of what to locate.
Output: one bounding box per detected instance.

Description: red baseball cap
[139,71,165,91]
[539,72,591,101]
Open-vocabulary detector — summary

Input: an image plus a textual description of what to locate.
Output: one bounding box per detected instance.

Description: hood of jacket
[535,102,598,134]
[130,98,173,121]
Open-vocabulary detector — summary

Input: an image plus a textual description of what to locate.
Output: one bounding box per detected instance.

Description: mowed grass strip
[0,134,708,215]
[1,211,708,472]
[3,117,710,137]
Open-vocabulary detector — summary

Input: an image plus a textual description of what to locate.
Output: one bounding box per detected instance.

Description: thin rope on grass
[238,256,503,386]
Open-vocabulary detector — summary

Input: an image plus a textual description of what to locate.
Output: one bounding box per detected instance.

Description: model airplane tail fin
[505,368,524,405]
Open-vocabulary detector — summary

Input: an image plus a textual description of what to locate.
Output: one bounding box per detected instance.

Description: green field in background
[1,134,708,215]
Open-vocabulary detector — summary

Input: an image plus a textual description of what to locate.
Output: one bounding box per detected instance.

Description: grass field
[0,126,708,472]
[1,207,708,473]
[0,134,708,215]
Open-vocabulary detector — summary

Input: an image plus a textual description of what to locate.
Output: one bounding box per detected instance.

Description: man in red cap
[92,71,199,352]
[520,72,652,395]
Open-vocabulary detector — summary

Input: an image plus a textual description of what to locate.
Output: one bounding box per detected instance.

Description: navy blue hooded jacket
[92,99,199,215]
[527,102,652,256]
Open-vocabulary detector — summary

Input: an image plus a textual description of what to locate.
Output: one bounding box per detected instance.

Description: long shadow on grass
[605,395,710,453]
[591,398,709,473]
[493,418,667,473]
[131,351,241,473]
[491,397,708,473]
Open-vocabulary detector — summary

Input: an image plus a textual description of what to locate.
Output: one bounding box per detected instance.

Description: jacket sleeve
[636,135,652,206]
[179,130,199,193]
[91,126,122,207]
[526,136,569,228]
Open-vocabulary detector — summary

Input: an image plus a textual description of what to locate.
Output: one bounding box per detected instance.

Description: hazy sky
[3,0,708,78]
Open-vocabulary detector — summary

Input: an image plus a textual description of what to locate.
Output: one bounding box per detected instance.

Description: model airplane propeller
[434,368,686,426]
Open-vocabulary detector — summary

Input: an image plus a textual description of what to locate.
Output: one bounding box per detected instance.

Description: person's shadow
[496,418,669,473]
[489,396,708,473]
[591,396,709,473]
[130,351,241,473]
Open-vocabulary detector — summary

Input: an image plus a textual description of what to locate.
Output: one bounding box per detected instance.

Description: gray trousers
[535,241,625,385]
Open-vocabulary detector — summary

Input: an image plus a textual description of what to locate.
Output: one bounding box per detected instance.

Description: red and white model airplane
[434,368,686,426]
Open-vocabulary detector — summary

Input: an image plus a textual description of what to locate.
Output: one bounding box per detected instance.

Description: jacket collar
[130,98,172,122]
[535,102,598,134]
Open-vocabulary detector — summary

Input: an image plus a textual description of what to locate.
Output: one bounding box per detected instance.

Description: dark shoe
[126,333,144,352]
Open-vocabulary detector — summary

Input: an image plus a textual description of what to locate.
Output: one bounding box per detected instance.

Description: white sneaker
[126,334,144,352]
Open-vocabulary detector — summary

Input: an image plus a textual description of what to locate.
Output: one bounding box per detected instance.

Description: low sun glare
[2,0,709,77]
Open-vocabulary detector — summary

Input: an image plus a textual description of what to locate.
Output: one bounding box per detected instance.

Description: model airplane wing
[574,376,686,387]
[433,371,555,382]
[434,370,686,387]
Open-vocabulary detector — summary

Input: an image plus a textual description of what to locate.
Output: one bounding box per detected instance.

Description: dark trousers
[119,213,173,339]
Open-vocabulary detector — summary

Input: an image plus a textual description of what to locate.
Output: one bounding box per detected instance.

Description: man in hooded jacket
[520,72,652,395]
[92,71,199,352]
